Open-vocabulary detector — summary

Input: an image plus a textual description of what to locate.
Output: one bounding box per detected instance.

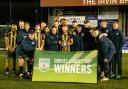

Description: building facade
[40,0,128,36]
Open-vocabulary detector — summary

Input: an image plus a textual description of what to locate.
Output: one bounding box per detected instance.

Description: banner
[59,16,85,25]
[122,37,128,53]
[86,15,98,27]
[98,11,119,20]
[32,51,98,83]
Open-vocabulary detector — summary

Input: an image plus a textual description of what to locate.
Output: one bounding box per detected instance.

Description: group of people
[4,19,123,81]
[91,20,123,81]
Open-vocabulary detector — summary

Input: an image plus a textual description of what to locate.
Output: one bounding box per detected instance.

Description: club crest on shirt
[116,32,119,36]
[32,42,35,45]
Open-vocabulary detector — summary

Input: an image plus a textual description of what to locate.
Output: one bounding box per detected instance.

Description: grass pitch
[0,51,128,89]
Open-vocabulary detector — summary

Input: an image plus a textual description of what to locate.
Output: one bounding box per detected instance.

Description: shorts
[7,50,16,60]
[16,47,34,60]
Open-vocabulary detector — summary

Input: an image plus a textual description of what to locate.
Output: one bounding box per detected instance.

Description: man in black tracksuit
[82,20,96,51]
[108,21,124,79]
[70,20,84,51]
[45,26,60,51]
[92,28,116,81]
[16,22,30,45]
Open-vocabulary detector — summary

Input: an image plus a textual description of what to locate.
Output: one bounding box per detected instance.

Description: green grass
[0,51,128,89]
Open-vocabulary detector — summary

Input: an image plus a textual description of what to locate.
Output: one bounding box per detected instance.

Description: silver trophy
[62,40,67,47]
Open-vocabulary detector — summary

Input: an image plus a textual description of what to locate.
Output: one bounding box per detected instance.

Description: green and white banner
[32,50,98,83]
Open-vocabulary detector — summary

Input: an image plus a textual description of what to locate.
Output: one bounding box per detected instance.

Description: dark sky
[0,1,41,25]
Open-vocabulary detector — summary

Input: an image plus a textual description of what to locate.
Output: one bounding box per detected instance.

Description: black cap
[29,29,35,34]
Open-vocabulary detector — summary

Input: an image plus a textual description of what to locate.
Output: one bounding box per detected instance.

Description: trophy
[61,34,69,52]
[37,31,41,48]
[61,40,67,47]
[35,30,43,50]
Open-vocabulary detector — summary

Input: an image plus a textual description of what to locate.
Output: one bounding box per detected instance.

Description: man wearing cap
[16,29,36,79]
